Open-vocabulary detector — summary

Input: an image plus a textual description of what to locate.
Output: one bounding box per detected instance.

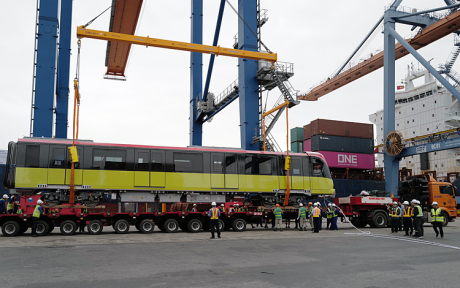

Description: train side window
[173,153,203,173]
[258,156,272,175]
[25,145,40,168]
[93,149,127,170]
[136,152,150,171]
[50,148,65,168]
[213,155,224,173]
[151,152,164,172]
[291,158,301,175]
[440,185,454,196]
[244,156,256,174]
[225,155,237,174]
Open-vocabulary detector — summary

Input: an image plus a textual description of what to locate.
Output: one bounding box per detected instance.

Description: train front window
[311,157,331,179]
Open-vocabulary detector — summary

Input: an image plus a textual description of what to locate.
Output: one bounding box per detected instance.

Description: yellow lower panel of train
[14,167,334,195]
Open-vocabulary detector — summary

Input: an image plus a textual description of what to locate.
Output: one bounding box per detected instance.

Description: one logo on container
[338,154,358,166]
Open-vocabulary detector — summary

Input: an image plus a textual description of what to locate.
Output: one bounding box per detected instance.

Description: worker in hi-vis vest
[402,201,413,236]
[388,201,401,234]
[412,199,424,238]
[0,194,8,214]
[273,204,283,232]
[430,202,444,238]
[191,204,197,212]
[298,203,307,231]
[312,203,321,233]
[208,202,221,239]
[330,204,339,230]
[31,200,45,237]
[326,203,333,229]
[6,196,14,214]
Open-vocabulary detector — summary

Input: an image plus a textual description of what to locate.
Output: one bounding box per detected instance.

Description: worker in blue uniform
[219,204,226,213]
[208,202,221,239]
[0,195,8,214]
[191,204,197,212]
[31,199,45,237]
[330,204,339,230]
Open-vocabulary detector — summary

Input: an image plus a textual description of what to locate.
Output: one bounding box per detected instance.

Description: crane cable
[82,0,120,28]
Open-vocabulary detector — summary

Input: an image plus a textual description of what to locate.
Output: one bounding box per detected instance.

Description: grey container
[310,135,374,154]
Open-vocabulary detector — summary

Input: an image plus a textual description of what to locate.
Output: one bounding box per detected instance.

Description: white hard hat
[313,203,318,206]
[193,204,197,206]
[2,195,8,199]
[403,201,409,205]
[328,203,332,206]
[332,204,336,207]
[417,200,421,204]
[299,203,303,207]
[432,201,438,206]
[236,204,239,206]
[393,201,397,205]
[211,202,216,206]
[37,200,43,205]
[411,199,417,203]
[221,204,224,206]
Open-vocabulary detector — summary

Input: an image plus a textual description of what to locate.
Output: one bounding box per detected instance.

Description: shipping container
[304,139,311,151]
[317,151,375,169]
[303,119,373,140]
[290,127,304,143]
[290,141,303,153]
[310,135,374,154]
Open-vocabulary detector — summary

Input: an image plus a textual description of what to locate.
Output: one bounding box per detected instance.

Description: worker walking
[326,203,333,229]
[31,199,45,237]
[330,204,339,230]
[312,203,321,233]
[273,204,283,232]
[412,199,424,238]
[208,202,221,239]
[431,202,444,238]
[402,201,413,236]
[388,201,401,234]
[191,204,197,212]
[298,203,307,231]
[0,194,8,214]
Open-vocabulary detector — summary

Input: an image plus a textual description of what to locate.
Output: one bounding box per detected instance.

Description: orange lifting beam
[299,9,460,101]
[77,26,277,62]
[105,0,143,78]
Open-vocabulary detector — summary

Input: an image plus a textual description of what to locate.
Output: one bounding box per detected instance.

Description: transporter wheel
[88,220,104,235]
[442,211,449,227]
[371,212,387,228]
[218,219,225,231]
[114,219,130,234]
[2,221,20,237]
[163,219,179,233]
[139,219,155,234]
[231,218,246,232]
[36,221,50,236]
[60,220,77,236]
[187,219,202,233]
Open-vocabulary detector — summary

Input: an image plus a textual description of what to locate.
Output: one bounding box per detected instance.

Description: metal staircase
[446,68,460,86]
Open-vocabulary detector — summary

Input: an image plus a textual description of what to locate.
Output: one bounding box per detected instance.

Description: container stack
[303,119,375,174]
[290,127,304,153]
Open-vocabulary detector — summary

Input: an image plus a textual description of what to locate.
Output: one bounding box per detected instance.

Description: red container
[303,119,373,140]
[304,139,311,151]
[318,151,375,170]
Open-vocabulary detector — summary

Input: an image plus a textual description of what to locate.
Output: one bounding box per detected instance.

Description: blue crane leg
[55,0,73,139]
[33,0,59,138]
[238,0,259,151]
[190,0,203,146]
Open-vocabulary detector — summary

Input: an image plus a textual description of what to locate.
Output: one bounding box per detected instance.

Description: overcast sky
[0,0,455,151]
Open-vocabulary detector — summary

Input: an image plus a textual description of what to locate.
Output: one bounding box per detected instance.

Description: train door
[224,154,239,189]
[48,146,66,185]
[135,150,150,186]
[65,146,83,185]
[150,151,165,187]
[290,157,303,190]
[302,157,311,192]
[211,153,225,188]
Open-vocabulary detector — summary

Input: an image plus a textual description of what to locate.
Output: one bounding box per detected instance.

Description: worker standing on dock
[330,204,339,230]
[326,203,333,229]
[317,202,323,230]
[430,202,444,238]
[398,202,404,232]
[208,202,221,239]
[402,201,413,236]
[31,200,44,237]
[273,204,283,232]
[388,202,401,234]
[412,200,424,238]
[298,203,307,231]
[312,203,321,233]
[307,202,313,230]
[0,195,8,214]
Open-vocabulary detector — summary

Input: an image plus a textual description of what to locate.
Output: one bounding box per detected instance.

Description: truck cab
[428,180,457,222]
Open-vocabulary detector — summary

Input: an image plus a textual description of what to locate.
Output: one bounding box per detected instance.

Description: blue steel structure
[31,0,73,139]
[190,0,203,146]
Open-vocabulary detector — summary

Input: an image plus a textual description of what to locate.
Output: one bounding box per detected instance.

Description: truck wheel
[163,219,179,233]
[36,221,50,236]
[187,219,202,233]
[232,218,246,232]
[2,221,20,237]
[371,212,387,228]
[218,219,225,231]
[139,219,154,233]
[60,220,77,235]
[88,220,104,235]
[442,212,449,227]
[114,219,130,234]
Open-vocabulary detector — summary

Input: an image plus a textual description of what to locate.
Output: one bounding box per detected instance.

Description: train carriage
[3,138,334,206]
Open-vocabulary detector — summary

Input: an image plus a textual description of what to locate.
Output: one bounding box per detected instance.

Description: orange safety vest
[210,208,219,220]
[403,207,412,218]
[313,207,321,217]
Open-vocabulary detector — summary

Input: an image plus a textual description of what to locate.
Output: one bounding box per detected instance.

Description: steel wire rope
[82,0,120,28]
